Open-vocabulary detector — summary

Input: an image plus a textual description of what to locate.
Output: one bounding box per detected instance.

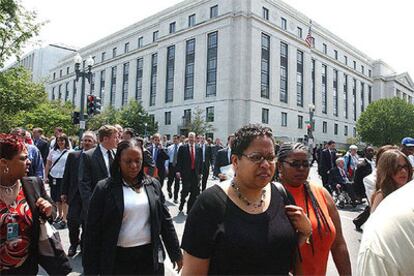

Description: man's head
[82,131,97,151]
[336,158,345,169]
[401,137,414,156]
[10,128,25,138]
[207,138,212,145]
[172,135,179,145]
[98,125,119,150]
[153,133,161,145]
[122,128,134,141]
[114,124,123,140]
[349,145,358,156]
[327,140,336,150]
[32,128,43,139]
[54,127,63,138]
[188,132,196,145]
[198,135,205,144]
[215,138,221,145]
[364,146,375,160]
[227,134,235,148]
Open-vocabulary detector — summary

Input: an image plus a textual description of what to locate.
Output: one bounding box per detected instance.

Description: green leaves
[356,97,414,146]
[187,107,215,135]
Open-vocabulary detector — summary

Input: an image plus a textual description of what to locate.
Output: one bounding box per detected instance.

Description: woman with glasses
[370,149,412,213]
[277,143,351,275]
[181,124,312,275]
[83,139,182,275]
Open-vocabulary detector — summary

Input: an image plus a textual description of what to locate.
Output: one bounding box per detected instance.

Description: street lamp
[74,53,94,140]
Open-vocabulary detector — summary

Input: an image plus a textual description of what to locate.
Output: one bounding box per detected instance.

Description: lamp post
[74,53,94,140]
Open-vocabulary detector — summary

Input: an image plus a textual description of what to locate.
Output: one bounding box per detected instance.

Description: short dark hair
[327,140,335,145]
[232,124,274,157]
[123,128,135,137]
[111,139,145,184]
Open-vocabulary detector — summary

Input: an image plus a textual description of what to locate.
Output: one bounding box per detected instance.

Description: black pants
[158,168,167,188]
[67,194,83,247]
[321,173,332,193]
[353,206,370,227]
[201,162,210,191]
[113,244,163,275]
[167,163,180,200]
[179,172,200,213]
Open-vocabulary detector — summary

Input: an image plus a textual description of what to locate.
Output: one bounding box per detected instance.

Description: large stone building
[4,44,77,83]
[46,0,414,144]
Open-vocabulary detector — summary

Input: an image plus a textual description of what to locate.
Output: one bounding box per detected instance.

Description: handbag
[22,177,72,275]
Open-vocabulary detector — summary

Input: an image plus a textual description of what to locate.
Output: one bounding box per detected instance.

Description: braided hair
[277,142,332,256]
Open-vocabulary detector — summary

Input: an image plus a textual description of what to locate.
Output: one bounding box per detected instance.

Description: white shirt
[357,181,414,276]
[47,149,71,178]
[117,183,151,247]
[363,170,377,205]
[99,144,114,176]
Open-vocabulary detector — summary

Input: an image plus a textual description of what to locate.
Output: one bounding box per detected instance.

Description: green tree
[356,97,414,146]
[87,106,122,130]
[120,101,158,136]
[188,107,215,135]
[0,0,44,68]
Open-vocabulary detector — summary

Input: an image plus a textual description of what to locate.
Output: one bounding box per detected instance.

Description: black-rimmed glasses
[241,153,277,164]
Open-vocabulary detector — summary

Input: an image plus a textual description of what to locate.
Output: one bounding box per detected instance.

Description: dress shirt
[167,143,181,164]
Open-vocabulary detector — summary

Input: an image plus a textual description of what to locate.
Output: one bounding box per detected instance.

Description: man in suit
[176,132,202,213]
[61,131,97,256]
[32,127,49,165]
[198,135,212,191]
[211,138,223,172]
[79,125,119,217]
[328,158,357,206]
[319,140,336,193]
[213,134,235,181]
[146,133,169,187]
[166,135,181,203]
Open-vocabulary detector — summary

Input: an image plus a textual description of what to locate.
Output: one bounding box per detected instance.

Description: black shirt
[181,184,297,275]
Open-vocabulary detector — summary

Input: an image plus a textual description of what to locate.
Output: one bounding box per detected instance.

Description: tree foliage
[187,107,215,135]
[356,97,414,146]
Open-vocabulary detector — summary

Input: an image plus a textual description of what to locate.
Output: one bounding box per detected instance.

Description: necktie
[153,147,158,163]
[190,145,195,170]
[173,144,178,166]
[108,150,114,171]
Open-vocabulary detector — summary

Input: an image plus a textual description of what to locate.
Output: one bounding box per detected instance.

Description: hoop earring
[3,167,9,174]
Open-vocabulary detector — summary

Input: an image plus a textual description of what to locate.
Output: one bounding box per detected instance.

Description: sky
[19,0,414,78]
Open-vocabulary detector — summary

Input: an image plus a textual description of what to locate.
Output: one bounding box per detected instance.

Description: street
[51,164,364,276]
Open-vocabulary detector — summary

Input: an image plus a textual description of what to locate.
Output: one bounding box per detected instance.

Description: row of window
[262,6,371,78]
[261,109,356,137]
[164,106,214,125]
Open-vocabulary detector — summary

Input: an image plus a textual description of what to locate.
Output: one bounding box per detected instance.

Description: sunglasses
[282,160,310,168]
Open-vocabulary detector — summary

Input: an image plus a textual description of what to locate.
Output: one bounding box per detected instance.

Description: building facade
[46,0,414,145]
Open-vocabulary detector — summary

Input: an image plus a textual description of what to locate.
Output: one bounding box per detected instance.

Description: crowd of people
[1,123,413,275]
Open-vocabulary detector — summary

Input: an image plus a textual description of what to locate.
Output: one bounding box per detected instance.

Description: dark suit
[213,148,231,180]
[34,138,49,165]
[211,144,224,170]
[62,150,84,247]
[146,144,169,186]
[83,177,182,275]
[319,149,336,192]
[328,167,356,201]
[200,143,212,191]
[78,146,109,216]
[176,144,202,212]
[352,158,374,228]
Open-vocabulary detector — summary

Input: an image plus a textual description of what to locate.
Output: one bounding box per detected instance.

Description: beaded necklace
[231,179,266,208]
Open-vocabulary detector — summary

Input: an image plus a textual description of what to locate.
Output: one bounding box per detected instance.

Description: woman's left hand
[285,205,312,237]
[36,197,53,217]
[173,258,183,273]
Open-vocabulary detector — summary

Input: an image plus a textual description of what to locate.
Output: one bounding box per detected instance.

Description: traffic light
[87,95,96,116]
[94,96,101,114]
[72,111,80,124]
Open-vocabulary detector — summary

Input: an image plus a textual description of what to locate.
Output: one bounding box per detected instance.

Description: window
[322,64,327,114]
[334,50,338,60]
[188,14,196,27]
[344,55,348,65]
[281,112,287,127]
[60,69,62,77]
[99,70,105,103]
[323,43,327,54]
[298,115,303,129]
[344,125,348,136]
[184,109,191,125]
[361,82,365,112]
[262,108,269,124]
[206,106,214,122]
[124,42,129,53]
[153,31,159,42]
[66,67,69,74]
[353,127,356,137]
[353,78,357,121]
[296,50,303,107]
[72,80,77,103]
[206,31,218,97]
[361,65,365,74]
[101,52,106,62]
[138,37,143,48]
[112,47,117,58]
[52,87,55,100]
[65,82,69,101]
[165,112,171,125]
[169,22,176,34]
[297,27,302,38]
[110,66,117,107]
[344,73,348,119]
[149,114,155,126]
[323,121,327,133]
[368,85,372,104]
[261,33,270,99]
[150,53,158,106]
[334,123,338,135]
[58,84,62,99]
[311,59,315,105]
[210,5,218,18]
[353,60,356,70]
[185,39,195,100]
[280,42,288,103]
[53,72,56,80]
[165,45,175,103]
[368,69,372,78]
[135,58,143,101]
[262,7,269,20]
[281,18,287,30]
[333,69,338,116]
[122,62,129,106]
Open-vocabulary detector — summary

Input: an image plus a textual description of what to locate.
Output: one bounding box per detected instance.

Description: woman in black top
[181,124,312,275]
[83,139,182,275]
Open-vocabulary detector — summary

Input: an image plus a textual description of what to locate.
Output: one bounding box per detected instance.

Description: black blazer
[319,149,336,175]
[34,138,49,165]
[146,144,169,175]
[176,144,203,181]
[213,148,231,177]
[78,146,109,213]
[328,167,348,189]
[83,176,182,275]
[62,150,82,204]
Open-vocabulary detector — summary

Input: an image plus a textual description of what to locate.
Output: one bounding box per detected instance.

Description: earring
[3,167,9,174]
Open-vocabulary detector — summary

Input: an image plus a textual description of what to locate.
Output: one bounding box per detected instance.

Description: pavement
[40,164,364,276]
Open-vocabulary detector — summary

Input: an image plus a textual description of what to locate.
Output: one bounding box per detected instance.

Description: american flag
[305,21,314,48]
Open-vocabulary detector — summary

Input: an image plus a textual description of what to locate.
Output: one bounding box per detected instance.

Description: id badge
[7,222,19,241]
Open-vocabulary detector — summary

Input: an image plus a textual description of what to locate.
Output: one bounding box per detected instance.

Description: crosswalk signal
[72,111,80,124]
[94,96,101,114]
[87,95,96,116]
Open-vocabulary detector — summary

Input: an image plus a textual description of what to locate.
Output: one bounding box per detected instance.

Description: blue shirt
[27,144,45,178]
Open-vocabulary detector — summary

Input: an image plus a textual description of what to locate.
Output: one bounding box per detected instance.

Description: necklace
[122,179,142,193]
[231,180,266,208]
[0,181,20,207]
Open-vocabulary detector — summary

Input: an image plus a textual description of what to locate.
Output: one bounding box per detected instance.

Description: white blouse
[47,149,71,178]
